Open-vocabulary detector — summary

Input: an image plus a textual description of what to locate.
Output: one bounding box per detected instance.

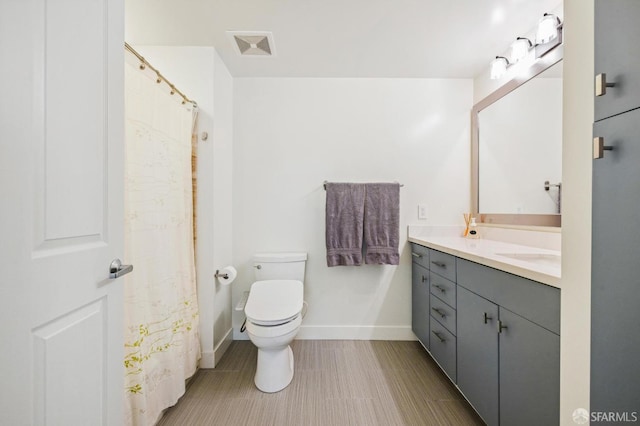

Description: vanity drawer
[410,243,430,270]
[429,249,456,282]
[430,320,457,382]
[430,294,457,336]
[457,258,560,334]
[430,272,456,308]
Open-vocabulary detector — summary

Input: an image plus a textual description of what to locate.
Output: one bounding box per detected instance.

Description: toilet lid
[245,280,303,325]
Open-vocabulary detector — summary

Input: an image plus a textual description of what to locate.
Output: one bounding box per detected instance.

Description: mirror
[471,46,563,227]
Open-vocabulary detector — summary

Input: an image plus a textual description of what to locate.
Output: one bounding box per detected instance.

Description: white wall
[132,46,234,367]
[560,0,593,423]
[232,78,472,340]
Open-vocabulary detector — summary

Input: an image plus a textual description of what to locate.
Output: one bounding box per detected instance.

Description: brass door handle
[595,73,616,96]
[593,137,613,159]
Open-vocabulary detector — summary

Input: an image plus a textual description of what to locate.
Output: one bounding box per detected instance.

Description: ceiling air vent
[227,31,275,57]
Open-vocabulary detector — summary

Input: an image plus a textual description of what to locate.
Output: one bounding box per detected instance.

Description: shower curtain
[123,53,200,426]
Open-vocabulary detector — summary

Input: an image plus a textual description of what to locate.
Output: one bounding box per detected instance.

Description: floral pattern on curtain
[123,53,200,426]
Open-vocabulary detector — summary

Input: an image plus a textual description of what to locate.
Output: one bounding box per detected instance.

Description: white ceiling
[125,0,562,78]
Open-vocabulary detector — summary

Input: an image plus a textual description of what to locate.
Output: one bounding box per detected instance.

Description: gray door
[457,286,499,426]
[412,262,430,349]
[591,108,640,415]
[499,308,560,426]
[594,0,640,121]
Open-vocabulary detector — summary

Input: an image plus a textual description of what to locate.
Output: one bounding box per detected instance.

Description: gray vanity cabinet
[592,0,640,416]
[428,250,457,381]
[499,308,560,426]
[594,0,640,121]
[457,286,499,426]
[457,259,560,426]
[591,106,640,415]
[411,245,430,349]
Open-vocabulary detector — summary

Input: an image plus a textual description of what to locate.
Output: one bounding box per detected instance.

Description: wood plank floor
[157,340,484,426]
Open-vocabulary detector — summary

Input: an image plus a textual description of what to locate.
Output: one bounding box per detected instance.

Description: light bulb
[510,37,532,63]
[490,56,509,80]
[536,13,560,44]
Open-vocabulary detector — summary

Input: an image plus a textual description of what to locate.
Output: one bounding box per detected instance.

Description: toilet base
[254,345,294,393]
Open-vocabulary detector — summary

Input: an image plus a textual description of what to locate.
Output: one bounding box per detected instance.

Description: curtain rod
[124,42,197,107]
[323,181,404,190]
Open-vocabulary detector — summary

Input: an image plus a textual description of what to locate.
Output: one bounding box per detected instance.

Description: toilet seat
[245,279,303,326]
[245,315,302,338]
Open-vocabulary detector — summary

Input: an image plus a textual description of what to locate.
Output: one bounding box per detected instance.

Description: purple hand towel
[364,183,400,265]
[325,183,366,266]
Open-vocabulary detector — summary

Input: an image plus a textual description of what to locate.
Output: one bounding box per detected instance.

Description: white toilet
[244,252,307,393]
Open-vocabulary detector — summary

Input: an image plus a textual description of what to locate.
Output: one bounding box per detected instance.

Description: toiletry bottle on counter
[467,217,479,239]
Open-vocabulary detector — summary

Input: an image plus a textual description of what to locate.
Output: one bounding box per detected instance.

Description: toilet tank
[253,252,307,281]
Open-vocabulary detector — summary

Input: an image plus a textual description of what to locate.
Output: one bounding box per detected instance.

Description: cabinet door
[591,108,640,414]
[594,0,640,121]
[457,286,499,426]
[499,308,560,426]
[429,249,457,282]
[430,271,456,308]
[412,262,430,349]
[410,243,430,270]
[429,319,456,382]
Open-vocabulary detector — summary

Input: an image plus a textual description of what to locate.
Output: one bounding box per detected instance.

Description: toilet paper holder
[215,270,229,279]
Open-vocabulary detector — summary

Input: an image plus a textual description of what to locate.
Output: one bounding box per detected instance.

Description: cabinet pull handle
[483,312,493,324]
[432,284,446,293]
[411,252,422,258]
[595,73,616,96]
[593,137,614,160]
[432,307,446,318]
[431,330,446,343]
[498,320,508,333]
[421,275,428,283]
[431,261,446,268]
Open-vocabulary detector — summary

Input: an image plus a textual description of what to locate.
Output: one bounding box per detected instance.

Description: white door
[0,0,125,425]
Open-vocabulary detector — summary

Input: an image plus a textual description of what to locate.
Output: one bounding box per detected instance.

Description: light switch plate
[418,204,428,220]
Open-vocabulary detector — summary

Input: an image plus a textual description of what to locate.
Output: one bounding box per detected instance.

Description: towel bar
[323,180,404,190]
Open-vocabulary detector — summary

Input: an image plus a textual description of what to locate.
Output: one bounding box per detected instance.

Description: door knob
[595,73,616,96]
[593,137,613,159]
[109,258,133,279]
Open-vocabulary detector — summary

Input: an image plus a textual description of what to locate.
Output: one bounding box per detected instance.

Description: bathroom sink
[496,252,561,268]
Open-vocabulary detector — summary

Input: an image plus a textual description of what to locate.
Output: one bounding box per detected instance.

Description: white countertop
[408,234,561,288]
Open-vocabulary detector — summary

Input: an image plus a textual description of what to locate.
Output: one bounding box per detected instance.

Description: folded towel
[364,183,400,265]
[325,183,366,266]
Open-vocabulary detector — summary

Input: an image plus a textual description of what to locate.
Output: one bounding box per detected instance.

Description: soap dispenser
[467,217,479,239]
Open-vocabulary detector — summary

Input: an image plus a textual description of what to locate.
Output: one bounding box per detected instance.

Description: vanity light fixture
[490,56,510,80]
[488,12,562,78]
[510,37,533,64]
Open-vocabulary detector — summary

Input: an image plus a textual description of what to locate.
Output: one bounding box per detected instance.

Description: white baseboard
[199,327,233,369]
[213,327,233,366]
[199,351,215,369]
